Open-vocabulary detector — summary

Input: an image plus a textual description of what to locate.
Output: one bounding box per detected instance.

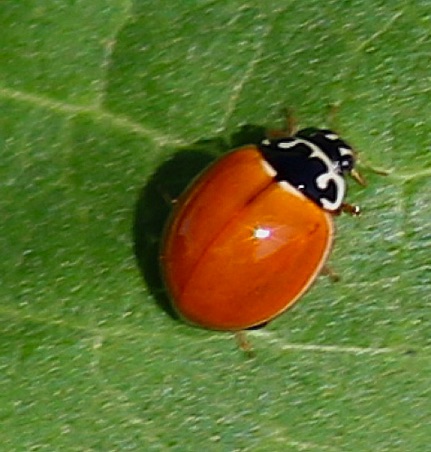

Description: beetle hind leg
[234,331,255,357]
[321,265,340,282]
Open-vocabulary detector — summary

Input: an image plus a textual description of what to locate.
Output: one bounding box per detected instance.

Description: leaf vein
[0,86,185,147]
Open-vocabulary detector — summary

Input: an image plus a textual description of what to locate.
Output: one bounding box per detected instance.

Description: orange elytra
[160,127,363,331]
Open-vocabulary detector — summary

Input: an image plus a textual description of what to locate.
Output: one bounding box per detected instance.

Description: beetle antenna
[350,168,367,186]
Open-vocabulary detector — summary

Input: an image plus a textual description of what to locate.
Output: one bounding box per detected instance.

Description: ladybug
[160,127,364,331]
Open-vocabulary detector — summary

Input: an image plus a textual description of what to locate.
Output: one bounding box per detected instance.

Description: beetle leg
[326,102,341,130]
[340,203,361,216]
[157,184,177,206]
[266,108,298,139]
[321,265,340,282]
[284,108,298,136]
[234,331,255,357]
[350,168,367,186]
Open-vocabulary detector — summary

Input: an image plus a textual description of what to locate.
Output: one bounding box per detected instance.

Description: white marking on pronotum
[262,137,346,210]
[339,146,354,157]
[277,140,298,150]
[325,132,339,140]
[284,138,345,211]
[316,171,345,210]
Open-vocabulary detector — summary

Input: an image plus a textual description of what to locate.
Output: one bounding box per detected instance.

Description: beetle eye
[340,155,354,172]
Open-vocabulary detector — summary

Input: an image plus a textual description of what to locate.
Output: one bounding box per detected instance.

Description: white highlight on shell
[277,180,305,198]
[253,226,271,240]
[325,132,339,140]
[260,159,277,177]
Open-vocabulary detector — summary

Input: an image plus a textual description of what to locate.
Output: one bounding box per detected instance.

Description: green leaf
[0,1,429,450]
